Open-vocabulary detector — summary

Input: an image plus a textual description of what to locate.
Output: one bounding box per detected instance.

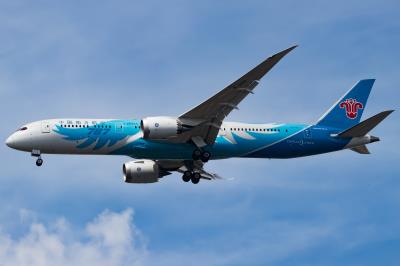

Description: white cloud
[0,208,148,266]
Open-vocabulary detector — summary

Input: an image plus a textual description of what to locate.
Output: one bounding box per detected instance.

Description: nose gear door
[41,121,51,133]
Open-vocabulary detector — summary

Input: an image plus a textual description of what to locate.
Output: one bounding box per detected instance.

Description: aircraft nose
[5,134,17,149]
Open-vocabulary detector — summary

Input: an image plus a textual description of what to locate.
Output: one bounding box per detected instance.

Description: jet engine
[123,160,161,183]
[141,116,184,140]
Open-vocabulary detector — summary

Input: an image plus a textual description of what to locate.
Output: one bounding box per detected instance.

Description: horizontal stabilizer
[338,110,394,137]
[350,145,370,154]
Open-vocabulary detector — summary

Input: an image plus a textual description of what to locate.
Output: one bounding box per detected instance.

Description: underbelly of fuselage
[34,134,348,161]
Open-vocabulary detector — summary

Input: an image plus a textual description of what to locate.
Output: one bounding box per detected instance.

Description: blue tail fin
[316,79,375,129]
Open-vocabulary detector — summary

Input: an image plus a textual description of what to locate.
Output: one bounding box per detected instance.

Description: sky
[0,0,399,265]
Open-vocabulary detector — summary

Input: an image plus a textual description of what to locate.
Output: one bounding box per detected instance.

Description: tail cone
[370,136,380,143]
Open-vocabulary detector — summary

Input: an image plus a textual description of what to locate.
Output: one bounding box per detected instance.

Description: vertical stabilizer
[316,79,374,129]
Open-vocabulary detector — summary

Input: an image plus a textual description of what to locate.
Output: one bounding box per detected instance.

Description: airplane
[5,45,394,184]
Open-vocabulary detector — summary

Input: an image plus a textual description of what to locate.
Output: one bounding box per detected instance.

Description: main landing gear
[192,149,211,162]
[182,170,201,184]
[32,149,43,167]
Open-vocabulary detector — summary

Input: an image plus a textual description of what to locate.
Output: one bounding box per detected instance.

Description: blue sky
[0,0,399,265]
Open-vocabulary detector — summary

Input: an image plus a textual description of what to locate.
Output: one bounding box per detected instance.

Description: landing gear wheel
[192,149,202,161]
[36,158,43,167]
[200,151,211,162]
[191,172,201,184]
[182,171,192,182]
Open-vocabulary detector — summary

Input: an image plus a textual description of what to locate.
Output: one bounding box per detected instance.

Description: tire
[201,151,211,162]
[192,149,202,160]
[36,158,43,167]
[182,171,192,182]
[191,172,201,184]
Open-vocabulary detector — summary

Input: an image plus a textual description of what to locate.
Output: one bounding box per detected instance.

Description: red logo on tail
[339,99,363,119]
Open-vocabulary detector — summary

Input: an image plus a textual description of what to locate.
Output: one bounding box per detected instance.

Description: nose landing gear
[36,158,43,166]
[31,149,43,167]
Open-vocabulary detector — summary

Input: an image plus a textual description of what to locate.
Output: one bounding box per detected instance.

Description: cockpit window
[19,127,28,131]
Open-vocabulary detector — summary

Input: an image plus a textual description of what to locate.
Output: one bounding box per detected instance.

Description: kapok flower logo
[339,98,363,119]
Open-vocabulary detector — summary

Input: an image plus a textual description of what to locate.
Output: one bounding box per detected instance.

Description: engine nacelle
[123,160,160,183]
[141,116,182,140]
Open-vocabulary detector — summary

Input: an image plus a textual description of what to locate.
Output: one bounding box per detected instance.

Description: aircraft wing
[173,45,297,145]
